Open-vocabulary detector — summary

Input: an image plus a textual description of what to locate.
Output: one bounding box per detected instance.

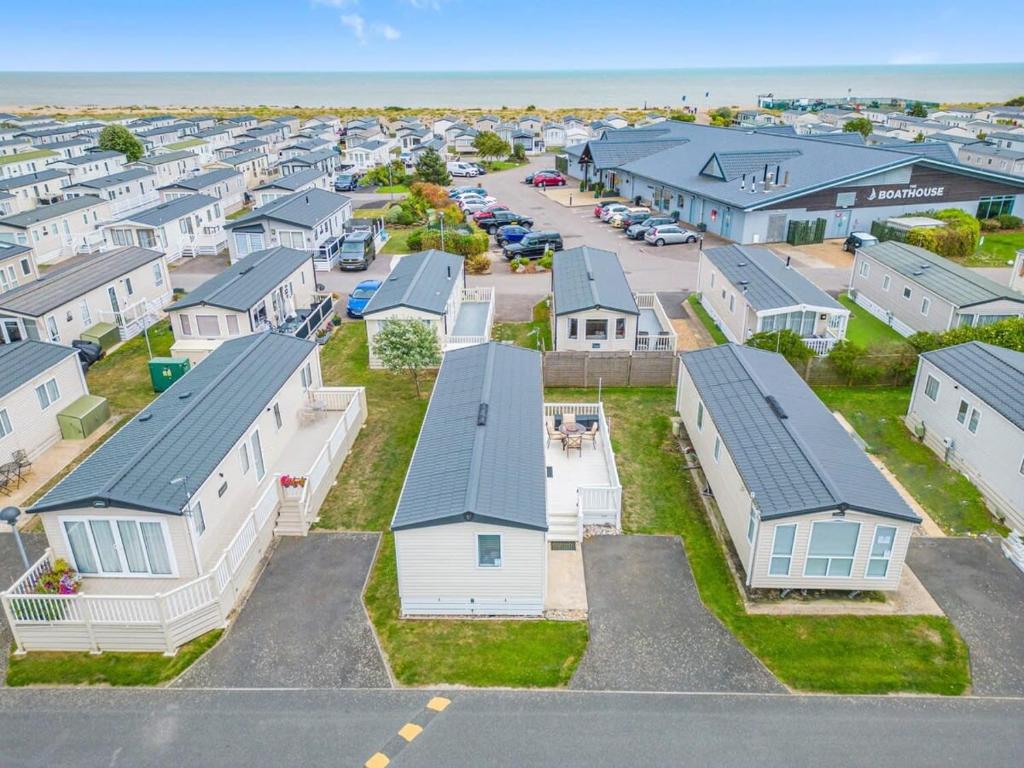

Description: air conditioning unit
[942,436,954,449]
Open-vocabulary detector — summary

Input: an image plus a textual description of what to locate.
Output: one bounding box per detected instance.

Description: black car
[482,211,534,234]
[502,231,563,260]
[334,172,360,192]
[842,232,879,253]
[72,339,104,369]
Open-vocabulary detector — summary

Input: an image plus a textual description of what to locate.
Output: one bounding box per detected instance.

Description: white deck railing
[107,190,161,217]
[445,286,495,348]
[633,292,678,352]
[802,334,840,356]
[97,290,172,336]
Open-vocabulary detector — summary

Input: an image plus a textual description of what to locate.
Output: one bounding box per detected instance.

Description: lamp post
[0,506,31,570]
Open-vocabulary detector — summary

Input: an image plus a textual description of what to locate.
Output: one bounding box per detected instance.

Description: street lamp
[1,506,31,570]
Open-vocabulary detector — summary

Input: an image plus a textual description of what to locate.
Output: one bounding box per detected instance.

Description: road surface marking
[364,753,390,768]
[399,723,423,742]
[362,695,454,767]
[427,696,451,712]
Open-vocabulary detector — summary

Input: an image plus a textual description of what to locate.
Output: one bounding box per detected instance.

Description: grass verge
[816,386,1007,535]
[86,320,173,413]
[965,230,1024,267]
[380,226,417,255]
[373,184,409,194]
[7,630,222,687]
[225,205,252,220]
[837,294,907,348]
[556,386,970,695]
[687,293,728,344]
[493,299,553,351]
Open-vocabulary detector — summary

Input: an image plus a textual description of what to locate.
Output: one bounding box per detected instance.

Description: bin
[149,357,191,392]
[80,322,120,350]
[57,395,111,440]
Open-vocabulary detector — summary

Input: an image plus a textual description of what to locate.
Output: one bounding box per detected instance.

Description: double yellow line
[364,696,451,767]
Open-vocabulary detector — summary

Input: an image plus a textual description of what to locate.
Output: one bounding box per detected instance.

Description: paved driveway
[906,537,1024,697]
[176,532,390,689]
[571,536,782,692]
[0,532,45,682]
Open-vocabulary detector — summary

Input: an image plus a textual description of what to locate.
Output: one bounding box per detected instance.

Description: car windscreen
[336,175,354,184]
[341,240,367,254]
[351,288,376,299]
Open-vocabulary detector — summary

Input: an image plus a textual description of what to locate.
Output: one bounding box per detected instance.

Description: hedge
[871,208,980,260]
[907,316,1024,354]
[408,225,489,257]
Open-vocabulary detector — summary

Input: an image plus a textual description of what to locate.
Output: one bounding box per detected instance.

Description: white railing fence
[633,292,678,353]
[802,335,839,356]
[107,190,161,217]
[98,290,172,335]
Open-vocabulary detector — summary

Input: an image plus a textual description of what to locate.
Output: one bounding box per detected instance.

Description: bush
[908,316,1024,354]
[538,250,554,270]
[980,218,1002,232]
[746,329,814,366]
[509,257,528,271]
[408,181,450,210]
[827,340,881,384]
[416,225,489,257]
[385,205,415,225]
[465,253,491,274]
[406,229,424,251]
[997,213,1023,229]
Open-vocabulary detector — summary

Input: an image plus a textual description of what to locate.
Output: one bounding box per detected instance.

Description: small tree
[472,130,510,162]
[415,148,451,186]
[372,318,441,397]
[913,131,926,143]
[907,101,929,118]
[843,117,873,139]
[746,329,814,367]
[360,159,408,188]
[97,125,144,162]
[510,143,527,162]
[709,107,734,127]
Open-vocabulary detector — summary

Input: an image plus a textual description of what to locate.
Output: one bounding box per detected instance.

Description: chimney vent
[785,256,791,269]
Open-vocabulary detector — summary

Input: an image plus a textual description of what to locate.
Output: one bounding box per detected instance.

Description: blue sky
[1,0,1021,71]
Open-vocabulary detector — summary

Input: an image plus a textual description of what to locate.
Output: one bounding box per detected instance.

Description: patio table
[560,423,585,456]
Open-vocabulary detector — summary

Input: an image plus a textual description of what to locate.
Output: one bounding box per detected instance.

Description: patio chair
[562,412,576,428]
[12,449,31,474]
[580,421,599,449]
[0,470,11,496]
[546,422,565,450]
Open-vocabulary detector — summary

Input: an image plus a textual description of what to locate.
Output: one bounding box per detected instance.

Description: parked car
[599,203,631,222]
[334,172,360,192]
[609,207,651,228]
[447,161,479,177]
[459,197,499,214]
[532,171,567,187]
[482,211,534,233]
[495,224,532,247]
[524,170,558,184]
[502,231,563,260]
[471,204,511,222]
[626,216,675,239]
[72,339,104,369]
[346,279,382,318]
[470,162,487,175]
[449,186,487,198]
[644,225,699,246]
[843,231,879,253]
[593,200,620,217]
[339,231,376,270]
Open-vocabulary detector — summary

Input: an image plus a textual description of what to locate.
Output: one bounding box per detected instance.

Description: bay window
[805,520,860,577]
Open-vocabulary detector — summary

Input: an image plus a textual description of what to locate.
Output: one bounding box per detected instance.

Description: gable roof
[0,169,70,190]
[254,167,326,192]
[158,168,241,191]
[119,194,218,226]
[30,333,315,515]
[0,341,78,399]
[391,342,547,532]
[67,167,154,190]
[362,250,462,315]
[0,247,163,317]
[702,245,843,312]
[220,150,267,166]
[225,188,350,230]
[0,195,103,229]
[680,344,919,522]
[0,241,32,263]
[552,246,639,316]
[921,342,1024,431]
[858,241,1024,308]
[167,247,310,312]
[133,151,197,166]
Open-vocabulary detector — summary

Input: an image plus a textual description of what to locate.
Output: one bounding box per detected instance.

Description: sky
[1,0,1022,72]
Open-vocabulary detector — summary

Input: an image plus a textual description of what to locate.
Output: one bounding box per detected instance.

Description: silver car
[644,225,700,246]
[626,216,675,239]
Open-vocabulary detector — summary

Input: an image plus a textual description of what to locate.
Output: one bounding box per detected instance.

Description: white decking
[634,293,677,351]
[445,286,495,350]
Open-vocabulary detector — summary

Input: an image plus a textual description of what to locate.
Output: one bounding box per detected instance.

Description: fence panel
[542,350,677,387]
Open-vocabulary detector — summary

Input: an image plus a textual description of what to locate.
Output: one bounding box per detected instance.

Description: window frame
[476,533,503,569]
[956,399,969,424]
[902,286,912,301]
[584,318,608,341]
[924,374,940,401]
[967,407,981,434]
[0,407,12,438]
[59,515,178,579]
[803,519,862,578]
[567,318,578,339]
[713,435,722,463]
[191,501,206,537]
[858,260,870,278]
[865,524,897,579]
[696,401,704,432]
[920,296,931,316]
[881,274,891,292]
[35,378,60,410]
[769,523,797,577]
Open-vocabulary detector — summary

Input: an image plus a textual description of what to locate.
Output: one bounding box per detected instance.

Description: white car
[599,203,630,222]
[459,198,499,214]
[447,161,479,177]
[457,194,496,209]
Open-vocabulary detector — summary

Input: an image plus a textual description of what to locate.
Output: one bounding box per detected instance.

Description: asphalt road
[0,688,1020,767]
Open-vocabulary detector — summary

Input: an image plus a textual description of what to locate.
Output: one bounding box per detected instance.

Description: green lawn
[7,630,222,687]
[966,230,1024,267]
[225,205,252,220]
[380,226,416,255]
[555,386,970,695]
[687,293,728,344]
[165,138,206,150]
[816,387,1007,536]
[482,160,527,171]
[837,294,907,348]
[86,320,174,413]
[353,205,391,219]
[373,184,409,194]
[0,149,55,166]
[493,299,553,351]
[315,323,589,686]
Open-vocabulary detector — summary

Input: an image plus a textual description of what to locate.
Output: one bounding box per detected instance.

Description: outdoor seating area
[634,293,678,352]
[0,450,32,496]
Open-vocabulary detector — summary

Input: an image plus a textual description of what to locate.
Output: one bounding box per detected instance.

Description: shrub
[908,316,1024,354]
[746,329,814,366]
[509,257,528,271]
[385,205,415,225]
[465,253,491,274]
[980,218,1002,232]
[997,213,1023,229]
[406,229,424,251]
[538,250,554,270]
[409,181,450,210]
[416,225,489,257]
[827,340,881,384]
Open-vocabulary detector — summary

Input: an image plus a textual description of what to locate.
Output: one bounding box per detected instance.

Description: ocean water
[1,65,1021,109]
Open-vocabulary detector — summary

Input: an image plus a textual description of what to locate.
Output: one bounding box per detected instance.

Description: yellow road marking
[426,696,451,712]
[399,723,424,742]
[364,752,390,768]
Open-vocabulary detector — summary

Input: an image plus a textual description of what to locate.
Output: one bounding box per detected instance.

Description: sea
[1,65,1021,109]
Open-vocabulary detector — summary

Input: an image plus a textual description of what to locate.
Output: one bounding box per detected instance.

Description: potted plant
[33,559,81,596]
[279,475,308,489]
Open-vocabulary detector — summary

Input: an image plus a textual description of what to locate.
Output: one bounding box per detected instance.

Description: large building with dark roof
[563,121,1024,244]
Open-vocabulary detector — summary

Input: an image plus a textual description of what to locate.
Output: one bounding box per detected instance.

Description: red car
[472,204,510,222]
[532,171,566,187]
[594,200,618,217]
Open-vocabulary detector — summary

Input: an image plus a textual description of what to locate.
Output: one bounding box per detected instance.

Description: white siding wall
[0,353,87,460]
[554,308,638,352]
[696,252,757,342]
[395,522,547,615]
[850,251,958,334]
[365,308,442,368]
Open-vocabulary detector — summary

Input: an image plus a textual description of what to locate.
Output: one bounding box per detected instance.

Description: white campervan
[446,161,479,177]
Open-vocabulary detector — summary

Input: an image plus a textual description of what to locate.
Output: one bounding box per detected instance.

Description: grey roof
[859,241,1024,308]
[0,341,78,399]
[120,194,218,226]
[30,332,316,515]
[0,247,163,317]
[0,241,32,262]
[921,342,1024,431]
[552,246,639,316]
[702,245,843,312]
[885,142,959,163]
[158,168,241,191]
[363,250,462,315]
[391,342,547,531]
[67,167,153,190]
[220,150,267,166]
[680,344,919,522]
[356,139,388,151]
[0,169,69,190]
[226,188,351,231]
[961,144,1024,161]
[167,247,311,312]
[0,195,101,229]
[134,150,197,166]
[254,167,326,192]
[279,148,337,166]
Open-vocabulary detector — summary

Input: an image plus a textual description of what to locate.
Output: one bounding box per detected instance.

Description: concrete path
[175,532,390,689]
[571,535,782,692]
[907,537,1024,697]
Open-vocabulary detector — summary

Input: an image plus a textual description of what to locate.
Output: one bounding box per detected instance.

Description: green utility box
[149,357,191,392]
[81,322,120,350]
[57,395,111,440]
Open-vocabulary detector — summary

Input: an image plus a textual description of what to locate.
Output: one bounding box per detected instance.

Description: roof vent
[912,270,924,276]
[477,402,489,426]
[137,413,153,422]
[765,395,788,420]
[736,262,747,267]
[178,391,192,400]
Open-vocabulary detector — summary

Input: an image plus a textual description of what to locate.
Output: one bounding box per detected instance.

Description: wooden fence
[543,350,678,387]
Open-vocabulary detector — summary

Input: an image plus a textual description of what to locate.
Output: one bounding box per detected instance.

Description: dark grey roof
[885,142,959,163]
[680,344,919,522]
[254,167,325,192]
[0,169,69,190]
[921,342,1024,431]
[134,150,197,166]
[57,150,122,164]
[391,343,547,531]
[801,132,866,146]
[0,341,77,399]
[220,150,267,166]
[702,245,843,312]
[31,332,315,515]
[226,188,351,231]
[279,148,337,166]
[120,194,218,226]
[859,241,1024,308]
[0,247,163,317]
[0,241,32,262]
[0,195,102,229]
[167,247,310,312]
[158,168,241,191]
[552,246,639,316]
[363,250,462,315]
[67,167,153,190]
